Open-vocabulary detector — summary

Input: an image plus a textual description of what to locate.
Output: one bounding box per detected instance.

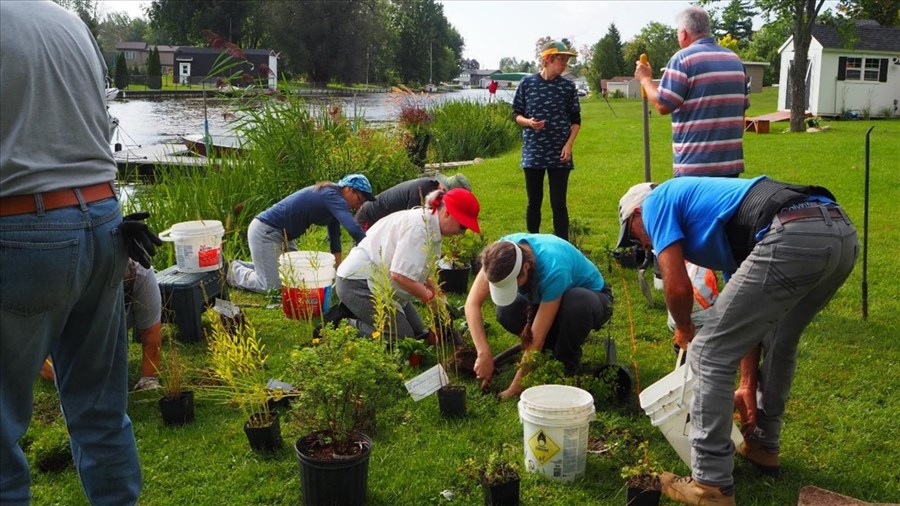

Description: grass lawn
[27,88,899,505]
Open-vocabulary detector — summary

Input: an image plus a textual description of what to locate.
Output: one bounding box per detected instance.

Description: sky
[97,0,841,69]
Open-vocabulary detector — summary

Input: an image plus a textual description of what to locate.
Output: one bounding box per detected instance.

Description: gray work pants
[689,206,857,486]
[228,218,295,293]
[334,276,427,339]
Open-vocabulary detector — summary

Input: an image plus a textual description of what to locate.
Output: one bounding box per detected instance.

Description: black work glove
[119,211,163,269]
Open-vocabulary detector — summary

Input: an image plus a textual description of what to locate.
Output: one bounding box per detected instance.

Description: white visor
[488,242,523,307]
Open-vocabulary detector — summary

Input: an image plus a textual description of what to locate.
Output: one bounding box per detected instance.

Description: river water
[108,88,510,148]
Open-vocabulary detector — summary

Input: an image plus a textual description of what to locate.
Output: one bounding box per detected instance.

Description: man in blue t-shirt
[616,177,857,506]
[635,6,749,178]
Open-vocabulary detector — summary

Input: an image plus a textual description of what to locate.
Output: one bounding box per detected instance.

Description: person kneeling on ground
[228,174,374,293]
[354,173,471,231]
[41,259,163,391]
[335,188,481,340]
[465,234,613,400]
[616,176,857,505]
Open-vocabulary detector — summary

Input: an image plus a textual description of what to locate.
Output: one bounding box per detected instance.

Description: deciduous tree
[623,22,679,79]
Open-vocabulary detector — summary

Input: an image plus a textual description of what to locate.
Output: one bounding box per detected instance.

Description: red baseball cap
[442,188,481,234]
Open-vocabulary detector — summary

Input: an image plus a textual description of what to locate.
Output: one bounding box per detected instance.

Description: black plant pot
[158,390,194,425]
[439,267,469,294]
[244,411,283,452]
[437,385,466,418]
[626,487,661,506]
[482,478,520,506]
[295,432,372,506]
[613,246,645,269]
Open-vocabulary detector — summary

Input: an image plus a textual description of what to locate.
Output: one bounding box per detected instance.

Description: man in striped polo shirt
[635,6,749,178]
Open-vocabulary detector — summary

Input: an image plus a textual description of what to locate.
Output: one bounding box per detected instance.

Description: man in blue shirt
[616,177,857,505]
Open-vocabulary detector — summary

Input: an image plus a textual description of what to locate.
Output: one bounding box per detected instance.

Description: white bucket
[518,385,596,482]
[279,251,336,319]
[639,351,744,467]
[158,220,224,273]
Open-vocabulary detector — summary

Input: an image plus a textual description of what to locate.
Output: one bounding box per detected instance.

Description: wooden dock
[115,143,211,178]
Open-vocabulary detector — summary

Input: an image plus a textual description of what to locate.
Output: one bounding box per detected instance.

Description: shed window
[124,51,136,61]
[839,57,888,82]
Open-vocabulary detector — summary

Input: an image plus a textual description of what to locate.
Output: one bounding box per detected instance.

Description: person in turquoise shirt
[464,233,613,399]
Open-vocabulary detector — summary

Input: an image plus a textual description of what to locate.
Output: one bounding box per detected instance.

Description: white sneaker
[133,376,162,391]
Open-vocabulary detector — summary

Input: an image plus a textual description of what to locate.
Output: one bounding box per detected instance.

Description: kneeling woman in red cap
[335,188,481,339]
[465,234,613,400]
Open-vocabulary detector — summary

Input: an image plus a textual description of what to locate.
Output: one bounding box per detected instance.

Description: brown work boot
[660,472,735,506]
[736,439,781,477]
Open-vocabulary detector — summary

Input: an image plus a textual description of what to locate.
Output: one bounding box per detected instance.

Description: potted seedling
[157,343,194,426]
[204,309,284,452]
[479,444,522,506]
[397,337,434,368]
[438,234,471,294]
[621,441,661,506]
[289,324,401,506]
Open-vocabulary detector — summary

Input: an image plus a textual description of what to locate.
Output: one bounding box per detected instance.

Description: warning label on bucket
[528,429,560,465]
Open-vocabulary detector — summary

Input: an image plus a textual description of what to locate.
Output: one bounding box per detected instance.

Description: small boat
[424,83,438,93]
[180,134,246,157]
[106,87,120,102]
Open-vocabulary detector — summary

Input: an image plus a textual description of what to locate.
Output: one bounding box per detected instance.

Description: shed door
[179,62,191,85]
[785,59,811,110]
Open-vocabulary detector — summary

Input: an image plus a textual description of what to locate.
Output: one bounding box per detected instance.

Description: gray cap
[434,173,471,191]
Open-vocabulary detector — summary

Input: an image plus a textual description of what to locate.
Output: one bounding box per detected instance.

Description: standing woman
[228,174,374,293]
[512,40,581,241]
[465,234,613,400]
[335,188,481,339]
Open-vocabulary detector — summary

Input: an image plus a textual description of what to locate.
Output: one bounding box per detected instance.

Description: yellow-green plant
[369,256,399,349]
[203,309,276,427]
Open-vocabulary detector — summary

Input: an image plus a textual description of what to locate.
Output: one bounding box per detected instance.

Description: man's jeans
[0,197,141,505]
[688,206,858,486]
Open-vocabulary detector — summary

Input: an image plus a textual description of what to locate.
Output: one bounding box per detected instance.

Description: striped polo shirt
[657,37,749,177]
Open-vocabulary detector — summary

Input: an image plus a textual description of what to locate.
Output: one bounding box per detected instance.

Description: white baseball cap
[616,183,656,249]
[488,241,523,307]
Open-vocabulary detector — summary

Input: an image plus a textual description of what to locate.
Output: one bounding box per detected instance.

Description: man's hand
[634,59,652,81]
[530,118,546,131]
[672,322,695,351]
[118,212,162,269]
[559,144,573,163]
[734,386,758,437]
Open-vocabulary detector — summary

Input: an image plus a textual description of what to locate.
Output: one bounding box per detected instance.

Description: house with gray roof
[777,21,900,117]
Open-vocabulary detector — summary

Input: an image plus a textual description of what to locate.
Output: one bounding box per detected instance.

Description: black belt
[777,205,845,225]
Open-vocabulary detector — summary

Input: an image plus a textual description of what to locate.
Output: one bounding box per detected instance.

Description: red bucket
[282,285,332,320]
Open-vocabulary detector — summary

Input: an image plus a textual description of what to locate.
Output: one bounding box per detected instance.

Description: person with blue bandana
[228,174,374,293]
[616,176,858,505]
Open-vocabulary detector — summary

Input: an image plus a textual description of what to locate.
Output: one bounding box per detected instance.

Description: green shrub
[429,100,520,162]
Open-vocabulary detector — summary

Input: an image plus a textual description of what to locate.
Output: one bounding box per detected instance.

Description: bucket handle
[158,228,174,242]
[676,348,689,409]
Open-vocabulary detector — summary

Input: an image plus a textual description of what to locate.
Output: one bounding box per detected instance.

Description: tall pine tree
[594,23,627,80]
[114,52,129,90]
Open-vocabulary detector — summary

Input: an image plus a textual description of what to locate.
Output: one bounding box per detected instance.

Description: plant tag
[213,298,241,318]
[404,364,449,402]
[266,379,294,392]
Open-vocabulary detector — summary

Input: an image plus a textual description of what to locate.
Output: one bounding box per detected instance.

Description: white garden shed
[777,21,900,117]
